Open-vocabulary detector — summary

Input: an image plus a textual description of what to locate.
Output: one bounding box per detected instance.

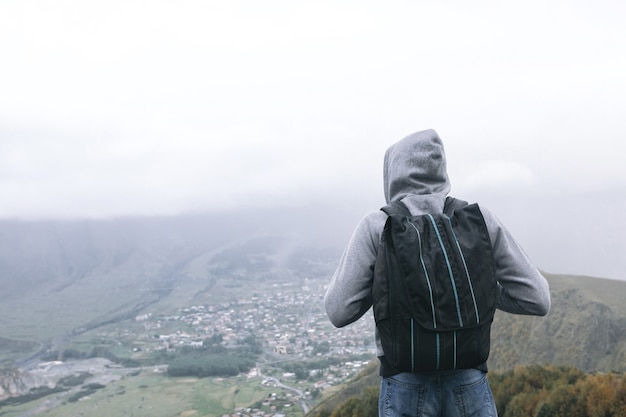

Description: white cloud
[0,0,625,219]
[457,160,536,191]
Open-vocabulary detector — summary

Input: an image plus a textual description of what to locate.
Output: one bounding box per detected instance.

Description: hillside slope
[308,274,626,417]
[1,212,625,375]
[489,272,626,372]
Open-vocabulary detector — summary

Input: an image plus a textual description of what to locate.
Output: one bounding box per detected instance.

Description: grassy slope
[0,370,284,417]
[308,360,380,417]
[308,272,626,417]
[542,271,626,316]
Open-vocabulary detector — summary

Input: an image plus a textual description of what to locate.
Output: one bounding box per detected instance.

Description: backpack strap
[443,196,469,216]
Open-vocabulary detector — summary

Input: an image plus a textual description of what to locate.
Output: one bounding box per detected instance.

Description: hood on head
[383,129,451,204]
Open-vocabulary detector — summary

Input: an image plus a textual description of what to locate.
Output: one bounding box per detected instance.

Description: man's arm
[324,212,384,327]
[481,207,551,316]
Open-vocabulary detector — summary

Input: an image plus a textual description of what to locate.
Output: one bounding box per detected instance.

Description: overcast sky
[1,1,625,278]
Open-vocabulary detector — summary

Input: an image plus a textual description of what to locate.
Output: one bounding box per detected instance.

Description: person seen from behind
[324,129,551,417]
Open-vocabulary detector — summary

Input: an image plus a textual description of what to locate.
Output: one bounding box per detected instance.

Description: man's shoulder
[353,210,388,239]
[362,209,388,225]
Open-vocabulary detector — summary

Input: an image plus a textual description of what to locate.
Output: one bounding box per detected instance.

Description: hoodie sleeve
[481,207,551,316]
[324,211,385,328]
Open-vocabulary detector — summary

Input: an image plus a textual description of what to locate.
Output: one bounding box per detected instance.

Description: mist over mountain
[0,193,624,318]
[458,188,626,282]
[2,201,626,416]
[0,205,350,301]
[0,197,624,356]
[0,204,351,364]
[3,188,624,290]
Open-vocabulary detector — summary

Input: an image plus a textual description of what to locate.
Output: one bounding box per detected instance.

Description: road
[257,365,310,414]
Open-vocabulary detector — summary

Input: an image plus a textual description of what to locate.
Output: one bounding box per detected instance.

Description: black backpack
[372,197,497,372]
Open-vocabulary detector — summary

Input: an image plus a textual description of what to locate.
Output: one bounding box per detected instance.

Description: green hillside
[309,272,626,417]
[308,362,626,417]
[489,272,626,373]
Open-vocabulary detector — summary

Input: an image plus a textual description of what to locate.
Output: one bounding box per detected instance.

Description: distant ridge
[489,272,626,372]
[1,211,625,374]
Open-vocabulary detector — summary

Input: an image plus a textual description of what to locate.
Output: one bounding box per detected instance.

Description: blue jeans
[378,369,497,417]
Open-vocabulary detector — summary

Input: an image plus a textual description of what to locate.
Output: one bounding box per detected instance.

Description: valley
[1,213,626,416]
[0,246,375,417]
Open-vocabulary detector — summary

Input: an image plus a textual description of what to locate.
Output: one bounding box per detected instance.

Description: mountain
[307,273,626,417]
[1,208,625,375]
[0,207,346,366]
[490,272,626,373]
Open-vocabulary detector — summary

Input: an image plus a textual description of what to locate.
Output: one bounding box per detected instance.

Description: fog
[1,1,625,279]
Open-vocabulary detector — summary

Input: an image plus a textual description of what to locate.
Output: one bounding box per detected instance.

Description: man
[324,129,550,417]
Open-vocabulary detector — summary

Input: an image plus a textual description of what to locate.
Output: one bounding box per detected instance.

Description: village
[127,276,377,416]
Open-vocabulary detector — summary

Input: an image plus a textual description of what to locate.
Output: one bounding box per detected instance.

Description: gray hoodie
[324,129,551,359]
